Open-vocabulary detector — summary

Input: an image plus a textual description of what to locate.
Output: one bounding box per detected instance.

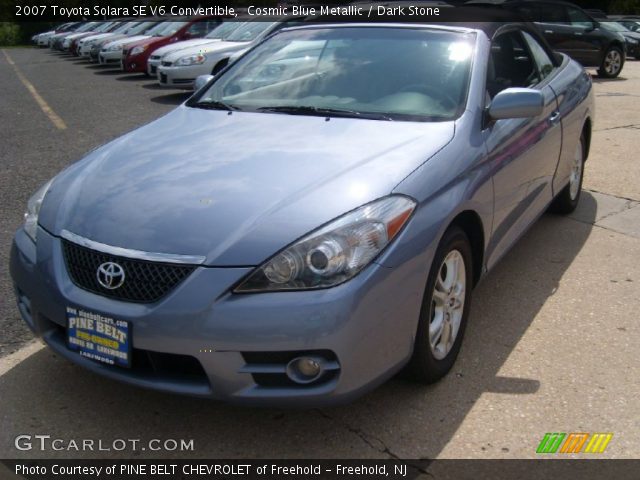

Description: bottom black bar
[2,459,639,480]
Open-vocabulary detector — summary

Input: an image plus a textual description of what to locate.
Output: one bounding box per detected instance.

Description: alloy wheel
[429,249,466,360]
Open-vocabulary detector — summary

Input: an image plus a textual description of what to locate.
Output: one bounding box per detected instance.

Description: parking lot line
[2,50,67,130]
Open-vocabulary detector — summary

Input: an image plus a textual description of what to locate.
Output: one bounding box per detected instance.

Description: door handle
[549,111,561,124]
[544,30,554,34]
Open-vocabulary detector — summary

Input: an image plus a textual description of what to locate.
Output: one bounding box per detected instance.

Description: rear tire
[406,226,473,384]
[550,133,586,214]
[597,46,624,78]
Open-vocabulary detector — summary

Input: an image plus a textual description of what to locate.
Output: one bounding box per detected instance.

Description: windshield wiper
[256,105,392,121]
[191,100,241,111]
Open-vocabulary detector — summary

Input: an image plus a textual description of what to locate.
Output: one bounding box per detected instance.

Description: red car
[121,17,222,74]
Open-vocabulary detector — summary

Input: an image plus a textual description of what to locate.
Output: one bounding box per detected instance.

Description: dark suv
[467,0,627,78]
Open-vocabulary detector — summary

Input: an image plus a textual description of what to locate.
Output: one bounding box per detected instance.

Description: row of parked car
[31,2,640,89]
[31,15,308,90]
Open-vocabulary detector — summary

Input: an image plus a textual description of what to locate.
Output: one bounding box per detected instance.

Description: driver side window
[487,31,539,99]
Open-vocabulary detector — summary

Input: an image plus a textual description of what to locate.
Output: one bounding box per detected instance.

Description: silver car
[156,20,304,89]
[147,21,245,76]
[11,21,593,406]
[99,21,168,66]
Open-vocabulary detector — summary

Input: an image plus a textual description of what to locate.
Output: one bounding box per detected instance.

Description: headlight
[235,195,416,292]
[175,54,206,66]
[627,38,639,45]
[130,45,147,56]
[24,179,53,243]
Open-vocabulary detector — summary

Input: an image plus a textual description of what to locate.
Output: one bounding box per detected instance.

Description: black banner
[0,0,623,23]
[2,459,640,480]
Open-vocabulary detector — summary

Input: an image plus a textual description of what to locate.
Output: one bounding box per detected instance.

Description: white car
[78,22,139,58]
[33,23,76,47]
[99,21,168,65]
[157,20,304,89]
[62,22,115,52]
[147,21,244,76]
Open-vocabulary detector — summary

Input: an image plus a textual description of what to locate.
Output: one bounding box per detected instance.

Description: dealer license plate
[66,306,131,368]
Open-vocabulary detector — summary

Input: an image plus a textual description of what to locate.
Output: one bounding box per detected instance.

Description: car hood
[152,38,222,57]
[40,107,454,266]
[96,34,126,46]
[80,33,113,43]
[126,36,165,49]
[66,32,93,40]
[104,35,150,49]
[163,41,246,61]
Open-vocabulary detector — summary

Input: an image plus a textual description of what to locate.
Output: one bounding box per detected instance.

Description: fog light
[286,356,323,384]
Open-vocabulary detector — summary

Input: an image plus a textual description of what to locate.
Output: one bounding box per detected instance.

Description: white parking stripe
[0,341,44,376]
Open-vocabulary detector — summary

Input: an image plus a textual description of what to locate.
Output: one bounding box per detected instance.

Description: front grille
[62,240,196,303]
[161,61,172,67]
[150,55,161,60]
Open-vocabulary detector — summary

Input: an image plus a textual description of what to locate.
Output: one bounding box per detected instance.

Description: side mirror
[488,88,544,120]
[194,74,214,91]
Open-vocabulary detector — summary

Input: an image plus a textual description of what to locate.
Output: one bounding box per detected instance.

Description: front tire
[598,46,624,78]
[406,226,473,384]
[550,133,586,214]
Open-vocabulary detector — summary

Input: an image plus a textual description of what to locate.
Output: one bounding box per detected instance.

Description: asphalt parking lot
[0,47,639,460]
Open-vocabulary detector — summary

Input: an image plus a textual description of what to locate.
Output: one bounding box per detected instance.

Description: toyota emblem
[96,262,125,290]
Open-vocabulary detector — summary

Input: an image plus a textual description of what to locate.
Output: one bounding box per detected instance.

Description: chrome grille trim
[60,230,206,265]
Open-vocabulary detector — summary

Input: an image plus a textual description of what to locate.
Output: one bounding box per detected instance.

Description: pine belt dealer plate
[66,307,131,368]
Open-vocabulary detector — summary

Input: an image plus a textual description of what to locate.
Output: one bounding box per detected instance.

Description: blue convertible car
[11,19,593,405]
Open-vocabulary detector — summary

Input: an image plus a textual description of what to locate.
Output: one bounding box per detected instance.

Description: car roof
[298,5,531,37]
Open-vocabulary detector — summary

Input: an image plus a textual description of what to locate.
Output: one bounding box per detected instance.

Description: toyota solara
[11,20,593,406]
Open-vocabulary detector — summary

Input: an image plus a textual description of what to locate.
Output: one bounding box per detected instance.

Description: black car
[600,21,640,59]
[467,0,628,77]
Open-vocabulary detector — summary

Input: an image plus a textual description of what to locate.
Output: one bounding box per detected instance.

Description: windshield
[75,23,98,33]
[154,21,188,37]
[112,22,137,34]
[225,21,275,42]
[205,21,246,39]
[95,22,116,33]
[128,21,158,35]
[144,22,170,36]
[601,22,628,32]
[193,27,474,122]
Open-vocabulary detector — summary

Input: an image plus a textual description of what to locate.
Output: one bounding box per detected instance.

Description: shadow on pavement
[0,195,597,458]
[149,92,192,105]
[115,74,153,82]
[142,83,171,90]
[591,75,628,83]
[92,69,124,76]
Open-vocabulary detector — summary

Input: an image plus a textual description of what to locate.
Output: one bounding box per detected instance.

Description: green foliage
[0,22,20,46]
[609,0,640,14]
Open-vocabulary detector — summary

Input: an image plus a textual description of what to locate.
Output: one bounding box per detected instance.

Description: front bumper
[10,227,421,406]
[157,64,209,89]
[98,50,122,65]
[147,57,161,76]
[122,54,148,73]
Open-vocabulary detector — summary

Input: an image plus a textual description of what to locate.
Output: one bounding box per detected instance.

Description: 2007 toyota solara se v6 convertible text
[11,19,593,406]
